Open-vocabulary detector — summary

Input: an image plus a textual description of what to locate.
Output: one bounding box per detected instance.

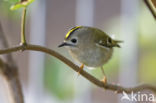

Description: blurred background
[0,0,156,103]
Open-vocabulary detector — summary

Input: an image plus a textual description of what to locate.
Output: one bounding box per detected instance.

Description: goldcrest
[58,26,122,83]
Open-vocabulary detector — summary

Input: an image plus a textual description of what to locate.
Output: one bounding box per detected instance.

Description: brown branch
[151,0,156,8]
[0,23,24,103]
[0,44,156,94]
[0,58,24,103]
[144,0,156,19]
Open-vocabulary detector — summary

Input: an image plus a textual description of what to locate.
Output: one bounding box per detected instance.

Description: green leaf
[10,0,35,10]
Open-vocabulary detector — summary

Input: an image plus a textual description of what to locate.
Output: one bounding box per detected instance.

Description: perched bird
[58,26,122,83]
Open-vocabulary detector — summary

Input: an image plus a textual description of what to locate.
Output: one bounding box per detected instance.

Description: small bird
[58,26,122,83]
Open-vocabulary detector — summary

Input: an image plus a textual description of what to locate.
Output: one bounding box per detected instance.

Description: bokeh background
[0,0,156,103]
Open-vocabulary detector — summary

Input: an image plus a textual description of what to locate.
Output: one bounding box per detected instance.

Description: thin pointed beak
[58,42,67,47]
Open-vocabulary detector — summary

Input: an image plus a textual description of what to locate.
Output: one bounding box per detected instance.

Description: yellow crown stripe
[65,26,82,39]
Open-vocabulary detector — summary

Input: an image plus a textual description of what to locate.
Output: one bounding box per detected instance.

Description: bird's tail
[113,40,123,48]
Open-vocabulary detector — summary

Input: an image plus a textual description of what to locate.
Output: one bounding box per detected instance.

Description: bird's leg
[78,64,84,75]
[101,66,107,84]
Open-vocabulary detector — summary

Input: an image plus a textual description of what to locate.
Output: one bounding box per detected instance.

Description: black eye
[71,38,77,43]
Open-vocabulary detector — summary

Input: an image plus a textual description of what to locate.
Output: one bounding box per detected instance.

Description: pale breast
[68,46,113,68]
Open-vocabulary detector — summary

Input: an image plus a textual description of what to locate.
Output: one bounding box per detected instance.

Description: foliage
[10,0,35,10]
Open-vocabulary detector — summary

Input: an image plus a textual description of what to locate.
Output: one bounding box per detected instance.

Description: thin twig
[21,7,27,44]
[0,44,156,94]
[144,0,156,19]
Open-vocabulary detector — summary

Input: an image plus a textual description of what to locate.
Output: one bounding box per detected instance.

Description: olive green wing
[94,31,122,48]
